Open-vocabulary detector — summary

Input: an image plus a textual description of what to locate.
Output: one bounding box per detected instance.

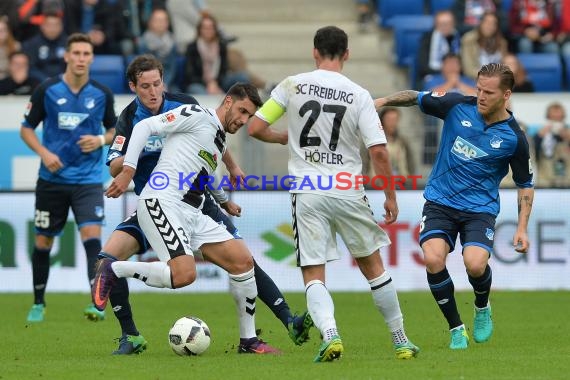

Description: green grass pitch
[1,291,568,380]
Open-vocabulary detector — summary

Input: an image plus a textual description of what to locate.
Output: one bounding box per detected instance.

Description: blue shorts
[116,192,240,255]
[419,201,496,255]
[34,178,104,236]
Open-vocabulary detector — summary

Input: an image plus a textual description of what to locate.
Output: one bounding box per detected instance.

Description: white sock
[229,268,257,339]
[305,280,338,342]
[369,271,408,345]
[111,261,173,288]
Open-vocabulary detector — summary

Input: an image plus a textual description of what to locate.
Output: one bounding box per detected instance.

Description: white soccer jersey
[123,104,227,205]
[268,69,386,199]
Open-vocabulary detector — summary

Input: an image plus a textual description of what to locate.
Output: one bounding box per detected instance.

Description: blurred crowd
[0,0,271,96]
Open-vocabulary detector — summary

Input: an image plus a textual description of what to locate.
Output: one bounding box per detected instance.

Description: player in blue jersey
[93,55,312,354]
[374,63,534,349]
[20,33,117,323]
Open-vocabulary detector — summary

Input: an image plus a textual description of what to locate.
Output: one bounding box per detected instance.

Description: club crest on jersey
[431,91,446,97]
[490,135,503,149]
[198,150,217,171]
[160,112,176,123]
[485,228,494,240]
[57,112,89,130]
[451,136,488,161]
[111,135,126,150]
[84,97,95,109]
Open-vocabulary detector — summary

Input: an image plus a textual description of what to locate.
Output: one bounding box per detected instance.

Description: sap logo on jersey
[58,112,88,130]
[145,135,163,152]
[451,136,488,161]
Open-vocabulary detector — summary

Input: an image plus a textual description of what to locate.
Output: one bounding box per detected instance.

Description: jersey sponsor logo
[451,136,488,161]
[57,112,89,130]
[144,135,163,152]
[111,135,126,150]
[198,150,217,171]
[431,91,446,97]
[56,98,67,105]
[160,112,176,123]
[85,97,95,109]
[490,135,503,149]
[461,120,472,127]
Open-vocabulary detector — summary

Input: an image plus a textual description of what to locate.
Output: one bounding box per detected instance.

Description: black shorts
[34,178,104,236]
[419,201,496,255]
[116,192,241,255]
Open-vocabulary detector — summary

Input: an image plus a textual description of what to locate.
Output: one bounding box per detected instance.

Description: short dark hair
[65,33,93,51]
[126,54,164,85]
[314,26,348,60]
[225,83,262,108]
[477,63,514,91]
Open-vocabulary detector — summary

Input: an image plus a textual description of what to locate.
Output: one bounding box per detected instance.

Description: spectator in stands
[417,10,462,84]
[534,102,570,187]
[451,0,508,35]
[0,51,41,95]
[123,0,167,41]
[22,12,67,81]
[15,0,64,42]
[509,0,560,54]
[167,0,208,54]
[183,14,250,95]
[63,0,133,56]
[461,11,509,80]
[556,0,570,56]
[380,107,415,178]
[423,52,477,94]
[138,8,177,90]
[0,1,19,39]
[0,15,21,80]
[501,53,535,92]
[356,0,375,33]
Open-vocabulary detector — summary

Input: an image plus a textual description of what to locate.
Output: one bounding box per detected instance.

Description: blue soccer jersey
[106,92,198,194]
[418,91,533,216]
[23,77,117,184]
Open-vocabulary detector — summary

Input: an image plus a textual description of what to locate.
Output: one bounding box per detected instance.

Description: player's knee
[173,269,197,288]
[423,252,445,272]
[35,235,54,250]
[465,261,486,278]
[228,253,253,275]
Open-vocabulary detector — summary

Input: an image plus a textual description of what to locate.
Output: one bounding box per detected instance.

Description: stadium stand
[89,55,127,94]
[429,0,454,14]
[517,53,563,92]
[388,15,434,67]
[376,0,426,28]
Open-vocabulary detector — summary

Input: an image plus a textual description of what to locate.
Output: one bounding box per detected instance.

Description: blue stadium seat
[501,0,513,11]
[90,55,127,94]
[388,15,434,67]
[376,0,426,28]
[429,0,454,14]
[564,55,570,90]
[517,53,563,92]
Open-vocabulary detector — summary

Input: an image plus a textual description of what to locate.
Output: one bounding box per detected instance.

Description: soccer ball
[168,316,211,356]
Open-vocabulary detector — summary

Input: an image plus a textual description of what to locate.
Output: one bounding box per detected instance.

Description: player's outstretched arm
[513,187,534,254]
[248,115,288,144]
[374,90,420,111]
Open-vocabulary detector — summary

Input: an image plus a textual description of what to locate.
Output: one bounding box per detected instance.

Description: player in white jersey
[248,26,419,362]
[99,83,280,354]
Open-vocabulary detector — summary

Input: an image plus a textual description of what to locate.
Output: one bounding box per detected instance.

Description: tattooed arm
[513,187,534,253]
[374,90,419,110]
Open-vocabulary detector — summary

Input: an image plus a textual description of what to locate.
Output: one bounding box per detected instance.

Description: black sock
[110,277,139,336]
[253,259,291,327]
[32,246,51,305]
[427,268,462,329]
[468,265,492,308]
[83,238,101,285]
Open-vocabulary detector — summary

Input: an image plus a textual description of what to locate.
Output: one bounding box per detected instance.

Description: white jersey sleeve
[358,93,387,148]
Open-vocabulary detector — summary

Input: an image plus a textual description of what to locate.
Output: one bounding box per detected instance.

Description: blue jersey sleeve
[22,78,55,128]
[418,91,473,120]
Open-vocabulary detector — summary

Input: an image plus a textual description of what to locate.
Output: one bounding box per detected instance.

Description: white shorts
[137,197,233,262]
[291,193,390,266]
